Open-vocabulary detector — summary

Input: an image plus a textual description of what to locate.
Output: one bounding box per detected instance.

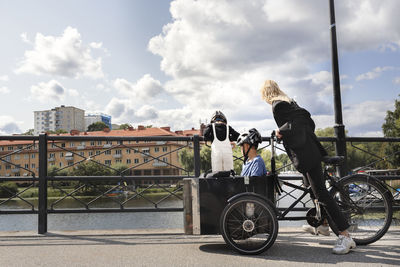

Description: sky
[0,0,399,137]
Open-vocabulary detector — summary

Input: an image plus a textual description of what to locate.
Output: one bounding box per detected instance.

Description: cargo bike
[183,132,393,255]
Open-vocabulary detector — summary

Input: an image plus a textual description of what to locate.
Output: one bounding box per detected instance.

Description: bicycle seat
[322,156,344,165]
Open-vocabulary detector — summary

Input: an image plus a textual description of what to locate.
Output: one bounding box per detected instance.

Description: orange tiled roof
[0,127,177,146]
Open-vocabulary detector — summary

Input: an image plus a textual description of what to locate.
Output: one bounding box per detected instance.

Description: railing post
[38,133,48,234]
[193,135,201,177]
[329,0,348,176]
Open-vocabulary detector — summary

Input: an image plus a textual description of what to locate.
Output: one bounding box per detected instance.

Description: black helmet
[237,128,262,146]
[211,110,227,123]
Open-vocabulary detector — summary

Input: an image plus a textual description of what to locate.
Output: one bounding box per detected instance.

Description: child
[236,128,267,176]
[203,111,239,172]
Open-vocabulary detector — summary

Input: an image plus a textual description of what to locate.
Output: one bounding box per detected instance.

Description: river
[0,182,311,231]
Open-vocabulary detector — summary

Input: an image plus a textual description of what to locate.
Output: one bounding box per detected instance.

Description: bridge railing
[0,134,399,234]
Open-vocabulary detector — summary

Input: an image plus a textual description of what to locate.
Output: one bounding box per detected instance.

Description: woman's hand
[275,129,283,139]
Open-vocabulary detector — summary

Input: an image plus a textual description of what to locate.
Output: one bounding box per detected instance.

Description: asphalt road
[0,227,399,267]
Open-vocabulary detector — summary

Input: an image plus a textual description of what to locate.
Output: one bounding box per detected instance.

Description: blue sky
[0,0,399,136]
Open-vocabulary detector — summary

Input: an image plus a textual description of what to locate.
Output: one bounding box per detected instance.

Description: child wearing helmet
[237,128,268,177]
[203,111,239,172]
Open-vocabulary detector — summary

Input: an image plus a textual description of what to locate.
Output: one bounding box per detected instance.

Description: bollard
[183,178,200,235]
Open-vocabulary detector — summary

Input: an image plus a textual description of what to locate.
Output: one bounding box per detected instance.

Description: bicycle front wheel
[220,196,278,255]
[330,174,393,245]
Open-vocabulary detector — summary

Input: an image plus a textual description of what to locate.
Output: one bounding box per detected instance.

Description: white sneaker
[302,225,330,236]
[332,235,356,255]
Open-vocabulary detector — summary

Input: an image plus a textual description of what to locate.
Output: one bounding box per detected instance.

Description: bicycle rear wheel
[329,174,393,245]
[220,196,278,255]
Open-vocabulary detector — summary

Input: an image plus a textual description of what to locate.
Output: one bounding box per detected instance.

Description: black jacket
[203,123,239,142]
[272,100,327,172]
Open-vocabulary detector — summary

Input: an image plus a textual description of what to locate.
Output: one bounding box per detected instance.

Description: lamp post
[329,0,347,177]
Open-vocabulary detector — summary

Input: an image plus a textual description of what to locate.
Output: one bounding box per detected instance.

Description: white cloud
[143,0,400,135]
[114,74,163,101]
[356,66,394,81]
[16,27,103,79]
[394,77,400,84]
[0,75,9,81]
[30,80,66,102]
[0,115,22,135]
[0,86,10,94]
[68,88,79,97]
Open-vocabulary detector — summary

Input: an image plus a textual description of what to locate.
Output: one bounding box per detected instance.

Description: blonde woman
[260,80,355,255]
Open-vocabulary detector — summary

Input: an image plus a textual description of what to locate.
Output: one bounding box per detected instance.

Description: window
[105,160,112,165]
[68,162,74,166]
[89,151,94,156]
[105,150,111,155]
[126,149,131,154]
[24,154,29,159]
[117,141,123,145]
[97,141,102,146]
[126,159,131,164]
[49,153,55,158]
[79,151,84,156]
[31,163,36,169]
[5,156,11,161]
[115,159,122,163]
[32,154,36,159]
[163,157,168,163]
[14,155,20,160]
[61,143,65,148]
[162,147,168,152]
[60,152,64,157]
[6,165,11,170]
[106,141,112,145]
[154,147,159,152]
[144,158,149,163]
[115,150,122,154]
[70,142,75,147]
[144,170,151,175]
[59,162,63,167]
[96,151,101,155]
[90,141,95,146]
[134,149,139,153]
[134,158,139,164]
[8,146,13,151]
[142,148,150,154]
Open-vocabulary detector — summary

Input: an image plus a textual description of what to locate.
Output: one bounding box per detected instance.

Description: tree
[47,129,68,134]
[382,95,400,167]
[72,161,112,176]
[87,121,108,132]
[118,123,132,130]
[23,129,34,135]
[200,146,211,172]
[178,148,194,173]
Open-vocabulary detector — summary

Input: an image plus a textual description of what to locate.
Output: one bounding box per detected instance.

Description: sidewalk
[0,227,399,267]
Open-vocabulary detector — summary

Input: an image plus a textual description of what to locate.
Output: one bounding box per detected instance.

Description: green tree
[87,122,108,132]
[382,95,400,167]
[72,161,112,176]
[47,129,68,134]
[0,182,18,198]
[23,129,34,135]
[178,148,194,173]
[118,123,132,130]
[200,146,211,172]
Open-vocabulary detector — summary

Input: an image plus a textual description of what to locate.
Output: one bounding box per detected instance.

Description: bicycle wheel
[329,174,393,245]
[220,195,278,255]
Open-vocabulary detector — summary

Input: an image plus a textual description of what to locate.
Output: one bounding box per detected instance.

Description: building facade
[85,113,112,130]
[34,105,85,135]
[0,126,201,185]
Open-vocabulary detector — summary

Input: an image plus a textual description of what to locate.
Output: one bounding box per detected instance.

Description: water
[0,181,311,231]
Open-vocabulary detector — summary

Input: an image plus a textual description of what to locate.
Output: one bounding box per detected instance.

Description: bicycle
[217,131,393,254]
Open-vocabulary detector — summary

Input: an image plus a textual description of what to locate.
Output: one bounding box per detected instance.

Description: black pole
[329,0,347,177]
[193,135,201,177]
[38,133,48,234]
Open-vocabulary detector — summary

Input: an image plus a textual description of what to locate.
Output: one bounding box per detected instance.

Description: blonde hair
[260,80,291,104]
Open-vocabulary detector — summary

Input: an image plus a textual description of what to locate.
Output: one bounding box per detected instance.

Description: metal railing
[0,134,399,234]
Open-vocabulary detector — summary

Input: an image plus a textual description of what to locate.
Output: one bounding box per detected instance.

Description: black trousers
[303,163,350,232]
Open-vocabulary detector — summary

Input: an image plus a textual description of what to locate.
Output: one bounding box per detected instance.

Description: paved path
[0,227,399,267]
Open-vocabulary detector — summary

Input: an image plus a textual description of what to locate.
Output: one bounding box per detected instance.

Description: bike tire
[329,174,393,245]
[220,195,278,255]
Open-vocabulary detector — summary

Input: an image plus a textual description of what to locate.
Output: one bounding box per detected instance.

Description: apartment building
[85,113,112,130]
[0,126,201,185]
[34,105,85,135]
